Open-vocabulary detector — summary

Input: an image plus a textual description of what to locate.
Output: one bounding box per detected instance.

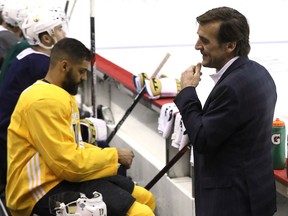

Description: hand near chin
[180,63,202,89]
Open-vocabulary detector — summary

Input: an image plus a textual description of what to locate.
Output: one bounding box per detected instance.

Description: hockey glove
[145,77,181,99]
[158,102,179,138]
[132,72,149,93]
[171,112,189,150]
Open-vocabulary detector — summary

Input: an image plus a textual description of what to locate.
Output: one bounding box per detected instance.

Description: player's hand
[117,148,135,169]
[180,63,202,89]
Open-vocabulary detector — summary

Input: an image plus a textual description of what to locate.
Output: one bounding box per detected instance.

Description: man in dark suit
[174,7,277,216]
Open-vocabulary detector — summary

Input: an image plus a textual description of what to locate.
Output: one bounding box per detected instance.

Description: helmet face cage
[80,118,97,145]
[21,8,67,46]
[80,118,108,144]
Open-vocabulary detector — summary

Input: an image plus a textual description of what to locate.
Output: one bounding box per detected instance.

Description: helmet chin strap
[39,43,54,50]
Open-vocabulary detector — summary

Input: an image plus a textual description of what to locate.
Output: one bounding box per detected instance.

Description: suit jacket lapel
[216,56,249,85]
[203,56,249,110]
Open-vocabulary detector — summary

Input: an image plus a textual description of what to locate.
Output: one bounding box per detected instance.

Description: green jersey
[0,39,30,87]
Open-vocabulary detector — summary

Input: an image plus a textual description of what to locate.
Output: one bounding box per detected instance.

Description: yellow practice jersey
[6,80,118,216]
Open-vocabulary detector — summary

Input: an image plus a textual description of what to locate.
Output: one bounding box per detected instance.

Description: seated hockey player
[6,37,156,216]
[0,7,68,198]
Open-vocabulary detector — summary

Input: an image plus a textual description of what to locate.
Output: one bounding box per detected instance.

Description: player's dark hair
[50,38,92,67]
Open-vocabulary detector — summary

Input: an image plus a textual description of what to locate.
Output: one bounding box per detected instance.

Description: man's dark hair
[196,6,250,56]
[50,38,92,67]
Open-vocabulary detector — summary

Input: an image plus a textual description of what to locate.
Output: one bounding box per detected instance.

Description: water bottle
[271,118,286,170]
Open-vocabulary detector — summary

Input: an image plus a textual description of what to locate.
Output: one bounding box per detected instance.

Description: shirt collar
[209,56,239,84]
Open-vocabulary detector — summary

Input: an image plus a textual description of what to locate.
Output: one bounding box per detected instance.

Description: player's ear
[60,59,69,72]
[39,32,54,47]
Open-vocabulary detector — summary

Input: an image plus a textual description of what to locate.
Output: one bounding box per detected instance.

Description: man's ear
[61,60,68,72]
[39,33,54,47]
[227,41,237,51]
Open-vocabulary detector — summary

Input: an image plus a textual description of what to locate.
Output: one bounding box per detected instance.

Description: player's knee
[131,185,156,211]
[126,201,155,216]
[144,190,156,211]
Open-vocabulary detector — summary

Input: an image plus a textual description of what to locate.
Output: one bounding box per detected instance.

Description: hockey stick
[145,143,191,190]
[64,0,70,15]
[90,0,97,117]
[67,0,78,21]
[0,198,9,216]
[105,53,171,145]
[64,0,77,20]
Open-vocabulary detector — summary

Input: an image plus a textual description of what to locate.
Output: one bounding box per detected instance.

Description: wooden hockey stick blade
[150,53,171,78]
[145,143,191,190]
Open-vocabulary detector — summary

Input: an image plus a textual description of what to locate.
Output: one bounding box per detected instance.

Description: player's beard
[63,68,81,95]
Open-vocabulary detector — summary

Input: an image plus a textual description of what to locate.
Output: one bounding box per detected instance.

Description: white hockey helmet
[0,0,5,12]
[49,191,107,216]
[2,0,29,27]
[21,7,67,46]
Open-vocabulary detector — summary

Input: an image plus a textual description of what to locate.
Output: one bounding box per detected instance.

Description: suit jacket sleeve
[174,85,241,153]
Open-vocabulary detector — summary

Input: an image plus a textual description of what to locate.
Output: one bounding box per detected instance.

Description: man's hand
[117,148,135,169]
[180,63,202,89]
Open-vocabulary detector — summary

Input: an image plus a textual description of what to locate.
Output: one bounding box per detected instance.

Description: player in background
[0,2,68,87]
[0,0,28,70]
[0,0,4,24]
